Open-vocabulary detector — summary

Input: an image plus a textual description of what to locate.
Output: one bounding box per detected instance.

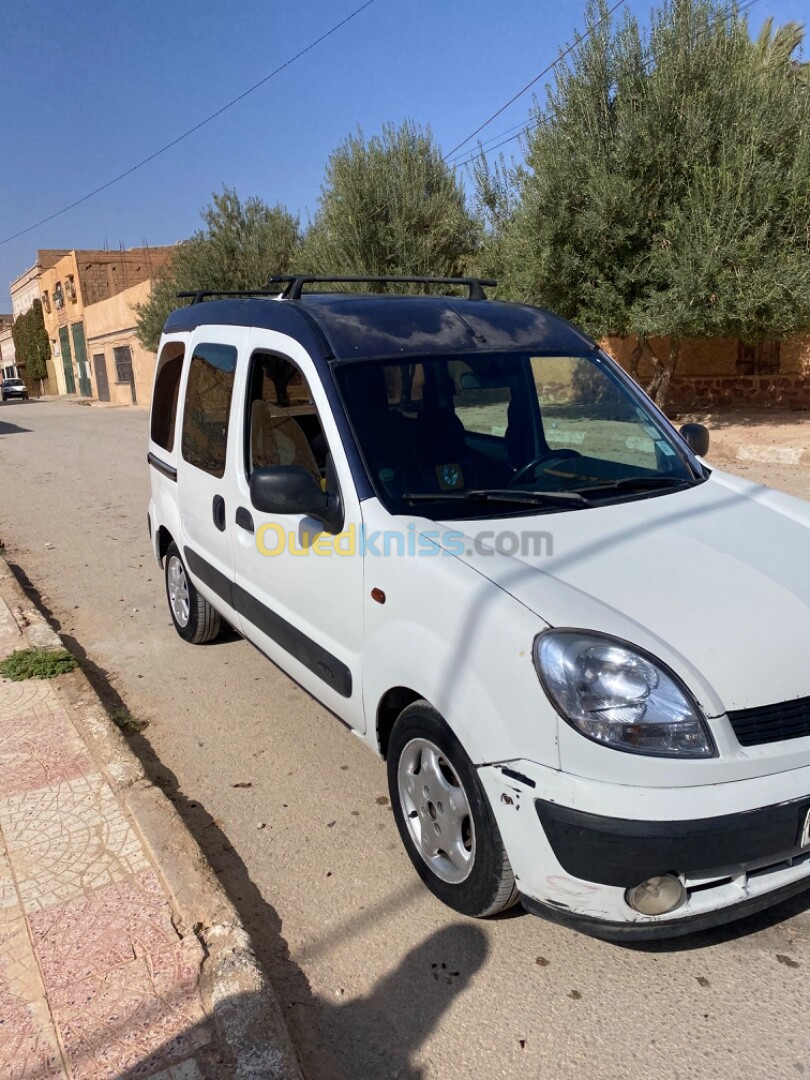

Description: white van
[148,275,810,940]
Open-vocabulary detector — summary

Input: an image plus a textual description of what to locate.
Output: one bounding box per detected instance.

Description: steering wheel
[509,448,582,488]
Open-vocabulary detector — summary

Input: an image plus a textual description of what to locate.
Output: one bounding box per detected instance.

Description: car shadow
[8,560,491,1079]
[0,419,31,435]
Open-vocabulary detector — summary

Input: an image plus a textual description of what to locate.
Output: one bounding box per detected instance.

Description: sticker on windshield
[436,463,464,490]
[657,441,676,457]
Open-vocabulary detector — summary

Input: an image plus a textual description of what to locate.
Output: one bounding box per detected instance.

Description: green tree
[303,121,479,285]
[484,0,810,407]
[11,299,50,389]
[136,187,301,351]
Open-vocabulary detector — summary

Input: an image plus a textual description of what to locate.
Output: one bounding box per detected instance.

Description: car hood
[435,471,810,716]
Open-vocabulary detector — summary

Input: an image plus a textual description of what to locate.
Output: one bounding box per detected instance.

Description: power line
[443,0,627,162]
[448,0,761,171]
[0,0,378,250]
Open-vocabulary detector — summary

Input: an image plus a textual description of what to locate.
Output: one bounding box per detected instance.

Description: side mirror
[249,465,343,533]
[680,422,710,458]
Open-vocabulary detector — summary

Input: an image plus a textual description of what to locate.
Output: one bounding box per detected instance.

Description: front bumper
[535,796,810,888]
[478,759,810,938]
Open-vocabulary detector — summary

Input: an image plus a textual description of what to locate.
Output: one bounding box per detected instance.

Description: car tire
[164,542,221,644]
[387,700,519,917]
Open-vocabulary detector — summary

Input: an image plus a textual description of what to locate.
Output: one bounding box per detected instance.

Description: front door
[93,353,110,401]
[229,331,366,729]
[175,331,247,630]
[58,326,75,394]
[71,322,91,397]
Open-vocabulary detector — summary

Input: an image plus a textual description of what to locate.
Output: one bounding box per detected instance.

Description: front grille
[728,696,810,747]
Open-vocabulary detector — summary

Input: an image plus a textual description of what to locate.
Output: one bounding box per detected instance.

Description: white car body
[148,284,810,940]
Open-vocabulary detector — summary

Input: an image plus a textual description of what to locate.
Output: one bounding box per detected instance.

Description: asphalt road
[3,397,810,1080]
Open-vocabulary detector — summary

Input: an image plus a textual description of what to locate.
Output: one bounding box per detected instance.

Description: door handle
[212,495,226,532]
[235,506,254,533]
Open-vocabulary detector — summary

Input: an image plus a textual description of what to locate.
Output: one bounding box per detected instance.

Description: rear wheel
[387,700,519,917]
[164,542,221,644]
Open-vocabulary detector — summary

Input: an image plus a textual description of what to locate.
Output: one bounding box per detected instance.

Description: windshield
[336,351,701,519]
[5,379,23,386]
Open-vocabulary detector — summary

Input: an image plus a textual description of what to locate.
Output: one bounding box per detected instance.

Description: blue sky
[1,0,806,307]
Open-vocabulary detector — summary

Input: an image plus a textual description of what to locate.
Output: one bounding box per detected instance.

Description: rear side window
[181,343,238,478]
[150,342,185,451]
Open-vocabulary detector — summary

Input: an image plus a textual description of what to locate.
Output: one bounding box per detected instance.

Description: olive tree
[303,121,479,284]
[136,188,301,351]
[482,0,810,407]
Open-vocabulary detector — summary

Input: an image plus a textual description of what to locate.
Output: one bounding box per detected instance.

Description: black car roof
[162,292,596,362]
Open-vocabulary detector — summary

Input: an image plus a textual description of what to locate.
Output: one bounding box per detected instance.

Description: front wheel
[164,542,221,644]
[387,701,519,917]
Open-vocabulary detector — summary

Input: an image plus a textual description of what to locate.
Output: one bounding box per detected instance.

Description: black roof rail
[176,289,283,305]
[265,275,497,301]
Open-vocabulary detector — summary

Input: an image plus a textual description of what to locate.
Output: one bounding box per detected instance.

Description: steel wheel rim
[167,555,190,627]
[397,737,475,884]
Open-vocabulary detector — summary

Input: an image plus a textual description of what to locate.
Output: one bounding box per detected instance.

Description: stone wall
[604,334,810,409]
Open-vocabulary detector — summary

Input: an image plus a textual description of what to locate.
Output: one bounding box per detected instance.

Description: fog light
[626,874,686,916]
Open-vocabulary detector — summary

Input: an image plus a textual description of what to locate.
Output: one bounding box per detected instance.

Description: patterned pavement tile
[0,705,94,798]
[0,837,20,911]
[50,937,210,1080]
[30,869,180,991]
[0,773,150,913]
[0,909,68,1079]
[0,676,54,724]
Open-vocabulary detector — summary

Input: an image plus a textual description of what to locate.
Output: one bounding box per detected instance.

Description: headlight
[534,630,715,758]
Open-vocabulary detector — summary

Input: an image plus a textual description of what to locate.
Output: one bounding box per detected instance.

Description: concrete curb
[708,434,810,468]
[0,557,304,1080]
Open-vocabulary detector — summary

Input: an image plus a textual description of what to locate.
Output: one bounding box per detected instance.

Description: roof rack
[176,289,282,305]
[266,275,497,301]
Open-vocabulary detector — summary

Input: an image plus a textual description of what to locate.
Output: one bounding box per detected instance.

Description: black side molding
[147,452,177,481]
[183,546,352,698]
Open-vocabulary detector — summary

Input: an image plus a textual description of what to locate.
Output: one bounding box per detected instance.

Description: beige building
[10,251,70,393]
[605,333,810,410]
[0,316,16,382]
[83,279,158,405]
[38,247,173,397]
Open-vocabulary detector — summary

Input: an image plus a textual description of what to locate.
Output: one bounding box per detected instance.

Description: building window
[66,275,77,303]
[42,292,51,314]
[181,343,238,478]
[113,345,134,384]
[53,282,64,309]
[737,341,781,376]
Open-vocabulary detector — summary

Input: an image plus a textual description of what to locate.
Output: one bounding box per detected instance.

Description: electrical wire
[0,0,378,249]
[442,0,627,162]
[448,0,761,172]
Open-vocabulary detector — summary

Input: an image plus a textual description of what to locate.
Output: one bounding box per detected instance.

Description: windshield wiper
[579,475,697,495]
[402,488,592,507]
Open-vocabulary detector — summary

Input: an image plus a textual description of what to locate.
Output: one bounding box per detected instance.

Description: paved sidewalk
[0,565,302,1080]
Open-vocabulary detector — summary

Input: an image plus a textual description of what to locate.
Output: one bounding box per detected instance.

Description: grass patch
[110,706,149,735]
[0,647,78,681]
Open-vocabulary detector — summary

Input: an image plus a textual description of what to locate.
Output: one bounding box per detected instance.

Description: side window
[181,342,238,478]
[245,352,326,481]
[150,342,184,451]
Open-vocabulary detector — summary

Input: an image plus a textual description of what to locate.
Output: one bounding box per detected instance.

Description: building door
[114,346,137,404]
[71,322,91,397]
[93,353,110,401]
[58,326,76,394]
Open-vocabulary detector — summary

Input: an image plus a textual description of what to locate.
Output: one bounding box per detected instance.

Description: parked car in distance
[147,275,810,941]
[1,377,28,401]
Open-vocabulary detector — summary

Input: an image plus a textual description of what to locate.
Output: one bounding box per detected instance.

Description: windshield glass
[336,351,700,519]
